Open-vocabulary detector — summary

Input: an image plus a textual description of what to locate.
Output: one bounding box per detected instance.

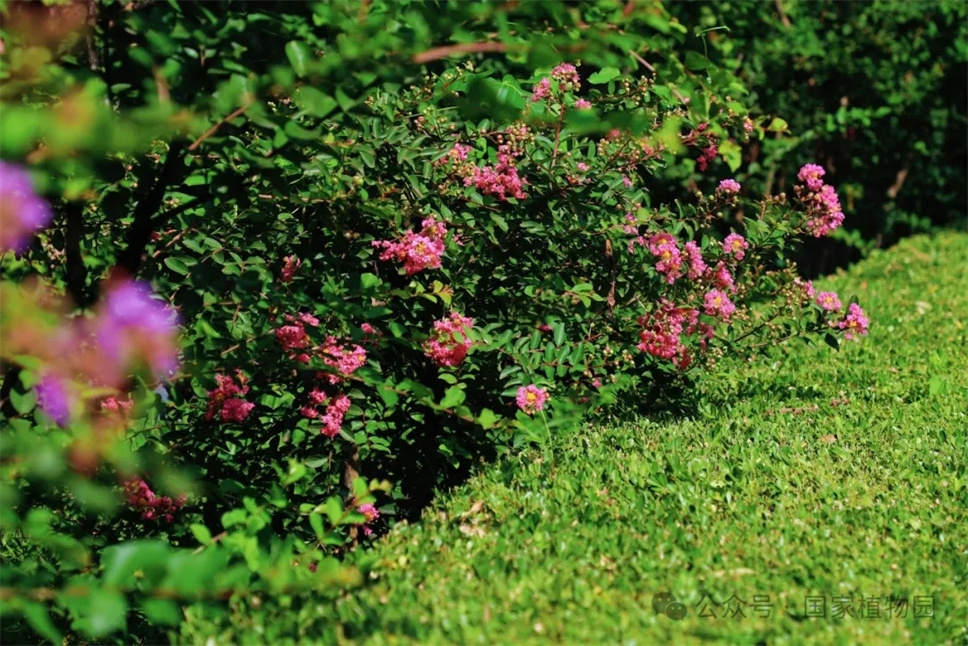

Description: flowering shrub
[0,0,872,641]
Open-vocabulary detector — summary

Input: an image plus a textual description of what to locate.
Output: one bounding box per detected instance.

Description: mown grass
[182,232,968,646]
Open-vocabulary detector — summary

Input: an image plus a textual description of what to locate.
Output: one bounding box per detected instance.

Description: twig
[188,105,250,152]
[412,41,511,64]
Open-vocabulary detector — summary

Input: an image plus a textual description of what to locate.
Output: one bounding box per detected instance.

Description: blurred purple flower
[97,280,180,379]
[36,372,71,426]
[0,162,53,253]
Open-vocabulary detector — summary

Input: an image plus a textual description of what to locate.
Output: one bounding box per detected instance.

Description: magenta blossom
[123,478,186,524]
[703,289,736,321]
[684,241,707,279]
[205,372,255,423]
[516,385,548,415]
[424,312,475,367]
[357,503,380,536]
[530,77,551,103]
[816,291,842,312]
[839,303,869,340]
[0,162,53,253]
[722,233,749,261]
[717,179,741,195]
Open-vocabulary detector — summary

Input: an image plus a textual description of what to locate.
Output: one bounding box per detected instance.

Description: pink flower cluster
[816,291,842,312]
[123,478,186,524]
[530,77,551,103]
[722,233,749,261]
[697,143,718,172]
[424,312,475,367]
[646,232,684,284]
[301,388,352,437]
[280,255,301,283]
[703,289,736,321]
[463,146,527,201]
[793,278,816,300]
[205,372,255,423]
[275,312,319,362]
[320,336,367,384]
[357,503,380,536]
[839,303,869,340]
[636,300,713,369]
[516,385,548,415]
[796,163,845,237]
[574,98,592,110]
[684,241,707,279]
[373,216,448,275]
[717,179,741,195]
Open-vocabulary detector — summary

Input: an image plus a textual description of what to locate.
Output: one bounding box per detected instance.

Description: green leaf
[140,599,181,626]
[71,589,128,639]
[477,408,499,429]
[190,523,212,545]
[285,41,313,77]
[309,512,324,539]
[164,256,192,275]
[588,67,621,84]
[22,602,63,644]
[294,86,337,118]
[439,385,466,409]
[767,117,789,133]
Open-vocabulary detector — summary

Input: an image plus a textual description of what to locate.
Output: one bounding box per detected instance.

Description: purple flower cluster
[0,162,53,253]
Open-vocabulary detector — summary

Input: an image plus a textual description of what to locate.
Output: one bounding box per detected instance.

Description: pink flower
[647,232,684,284]
[319,337,367,384]
[280,255,301,283]
[551,63,580,87]
[816,291,842,312]
[320,393,351,438]
[123,478,186,524]
[796,164,844,237]
[373,216,449,275]
[576,162,590,172]
[703,289,736,321]
[717,179,741,194]
[706,262,735,292]
[622,174,633,188]
[530,77,551,103]
[205,372,255,423]
[839,303,869,340]
[463,146,528,201]
[424,312,475,367]
[516,385,549,415]
[722,233,749,261]
[684,241,707,279]
[574,99,592,109]
[798,163,826,191]
[743,117,754,133]
[635,300,702,368]
[357,503,380,537]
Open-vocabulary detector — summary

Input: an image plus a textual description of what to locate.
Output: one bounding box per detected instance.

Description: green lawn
[183,232,968,646]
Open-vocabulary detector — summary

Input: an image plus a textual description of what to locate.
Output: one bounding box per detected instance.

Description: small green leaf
[285,41,313,77]
[440,385,466,409]
[190,523,212,545]
[588,66,621,84]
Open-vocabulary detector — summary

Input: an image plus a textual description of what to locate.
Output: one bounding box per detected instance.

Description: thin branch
[188,105,250,152]
[412,41,511,64]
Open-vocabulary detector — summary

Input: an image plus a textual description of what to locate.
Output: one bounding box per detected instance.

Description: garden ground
[183,232,967,646]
